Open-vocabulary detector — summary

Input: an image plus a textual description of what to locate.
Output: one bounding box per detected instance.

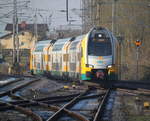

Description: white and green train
[30,27,119,82]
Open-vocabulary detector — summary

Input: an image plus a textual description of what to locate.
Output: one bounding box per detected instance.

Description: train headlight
[107,64,116,74]
[86,64,94,68]
[107,65,112,68]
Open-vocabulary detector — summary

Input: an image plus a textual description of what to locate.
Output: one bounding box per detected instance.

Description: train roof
[74,35,85,42]
[54,37,73,44]
[52,37,74,51]
[34,40,54,52]
[36,40,52,44]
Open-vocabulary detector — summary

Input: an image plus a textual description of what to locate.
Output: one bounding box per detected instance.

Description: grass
[128,115,150,121]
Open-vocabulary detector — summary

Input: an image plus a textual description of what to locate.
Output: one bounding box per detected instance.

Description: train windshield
[88,31,112,56]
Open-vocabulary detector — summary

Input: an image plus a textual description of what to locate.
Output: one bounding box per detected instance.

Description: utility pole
[81,0,83,34]
[0,38,2,59]
[112,0,115,34]
[16,12,19,63]
[135,40,141,80]
[82,0,85,32]
[13,0,17,65]
[34,9,38,43]
[98,1,101,26]
[66,0,69,22]
[112,0,117,34]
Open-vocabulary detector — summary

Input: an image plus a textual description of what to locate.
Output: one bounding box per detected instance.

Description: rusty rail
[0,101,42,121]
[0,78,40,97]
[93,88,111,121]
[46,88,91,121]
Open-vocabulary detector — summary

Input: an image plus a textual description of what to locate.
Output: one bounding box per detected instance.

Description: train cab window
[88,32,112,56]
[93,33,108,42]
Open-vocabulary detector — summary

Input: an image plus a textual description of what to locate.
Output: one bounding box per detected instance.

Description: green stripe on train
[81,74,91,80]
[51,71,62,76]
[34,70,44,74]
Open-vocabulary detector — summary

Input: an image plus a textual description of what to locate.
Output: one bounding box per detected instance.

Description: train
[30,27,119,82]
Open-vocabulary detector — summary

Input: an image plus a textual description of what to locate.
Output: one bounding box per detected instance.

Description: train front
[83,27,117,81]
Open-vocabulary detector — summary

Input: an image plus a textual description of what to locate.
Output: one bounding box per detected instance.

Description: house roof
[5,23,49,32]
[0,32,12,39]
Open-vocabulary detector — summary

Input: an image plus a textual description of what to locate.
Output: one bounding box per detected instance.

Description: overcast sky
[0,0,82,34]
[30,0,82,29]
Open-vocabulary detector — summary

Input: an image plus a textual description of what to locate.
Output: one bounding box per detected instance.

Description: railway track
[0,77,23,87]
[0,77,41,98]
[0,83,112,121]
[112,80,150,90]
[93,88,111,121]
[46,87,113,121]
[1,76,150,121]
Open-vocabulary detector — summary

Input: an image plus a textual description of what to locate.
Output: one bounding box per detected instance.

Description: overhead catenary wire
[0,1,30,6]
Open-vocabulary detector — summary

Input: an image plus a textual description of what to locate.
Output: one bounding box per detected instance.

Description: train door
[41,53,44,71]
[62,42,70,79]
[48,46,52,72]
[43,45,50,72]
[77,42,82,80]
[43,48,46,71]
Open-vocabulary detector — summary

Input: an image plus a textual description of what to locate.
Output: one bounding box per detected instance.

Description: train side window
[63,54,68,62]
[77,53,81,61]
[44,55,46,61]
[48,55,51,61]
[66,54,68,62]
[63,54,65,61]
[81,47,83,57]
[34,61,36,67]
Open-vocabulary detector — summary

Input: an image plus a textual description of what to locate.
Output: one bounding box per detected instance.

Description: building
[0,23,49,66]
[0,23,49,49]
